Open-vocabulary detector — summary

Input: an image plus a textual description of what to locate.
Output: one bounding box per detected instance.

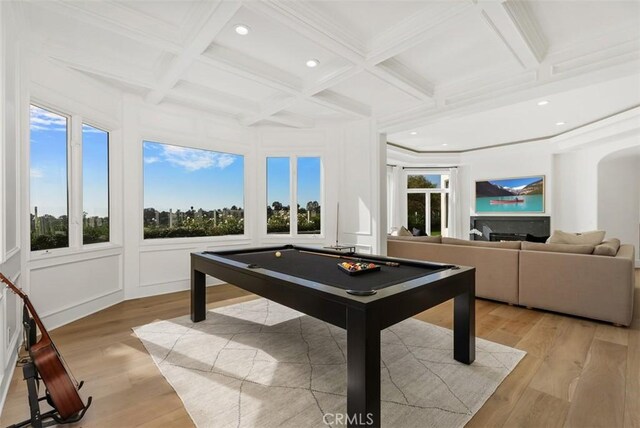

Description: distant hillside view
[476,177,544,198]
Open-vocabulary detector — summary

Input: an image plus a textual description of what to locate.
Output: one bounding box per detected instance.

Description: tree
[272,201,283,211]
[407,175,437,189]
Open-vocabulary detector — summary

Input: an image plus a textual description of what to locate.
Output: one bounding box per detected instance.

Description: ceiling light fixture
[234,24,250,36]
[442,143,448,146]
[556,121,566,126]
[409,131,418,135]
[537,100,549,106]
[306,59,320,68]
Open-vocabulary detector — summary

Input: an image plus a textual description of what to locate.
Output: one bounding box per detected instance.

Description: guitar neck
[0,273,52,342]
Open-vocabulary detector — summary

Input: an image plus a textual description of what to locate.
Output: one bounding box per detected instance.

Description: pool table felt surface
[218,248,451,292]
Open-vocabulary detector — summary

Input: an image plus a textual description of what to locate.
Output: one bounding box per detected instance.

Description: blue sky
[30,105,110,218]
[267,157,321,208]
[488,177,542,189]
[144,141,244,211]
[30,104,321,217]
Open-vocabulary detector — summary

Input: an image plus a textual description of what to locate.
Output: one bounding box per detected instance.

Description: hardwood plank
[528,318,596,401]
[564,339,627,428]
[517,313,566,358]
[466,354,543,428]
[624,327,640,428]
[594,323,629,346]
[503,387,570,428]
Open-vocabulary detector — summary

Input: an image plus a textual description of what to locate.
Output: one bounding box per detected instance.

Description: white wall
[0,1,26,412]
[598,151,640,250]
[458,142,554,237]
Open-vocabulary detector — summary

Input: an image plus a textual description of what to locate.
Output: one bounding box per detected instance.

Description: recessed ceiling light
[442,143,448,146]
[306,59,320,68]
[234,24,250,36]
[409,131,418,135]
[556,121,566,126]
[537,100,549,106]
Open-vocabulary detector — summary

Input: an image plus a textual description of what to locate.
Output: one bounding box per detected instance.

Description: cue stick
[299,250,400,267]
[335,203,339,247]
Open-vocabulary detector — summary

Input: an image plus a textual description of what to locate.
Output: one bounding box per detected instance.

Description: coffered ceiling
[17,0,640,150]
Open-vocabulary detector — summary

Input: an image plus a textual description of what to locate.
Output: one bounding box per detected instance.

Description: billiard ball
[275,251,282,258]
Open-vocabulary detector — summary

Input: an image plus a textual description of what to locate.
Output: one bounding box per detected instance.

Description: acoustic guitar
[0,273,91,421]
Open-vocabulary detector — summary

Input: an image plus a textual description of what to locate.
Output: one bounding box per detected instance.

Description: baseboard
[125,278,223,300]
[42,289,125,331]
[0,342,20,419]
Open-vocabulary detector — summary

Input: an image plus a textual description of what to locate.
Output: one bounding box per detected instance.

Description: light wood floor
[1,270,638,427]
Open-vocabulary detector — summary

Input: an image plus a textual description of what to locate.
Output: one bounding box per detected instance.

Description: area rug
[133,298,525,427]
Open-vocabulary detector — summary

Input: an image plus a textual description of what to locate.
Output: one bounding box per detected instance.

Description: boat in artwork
[489,198,524,205]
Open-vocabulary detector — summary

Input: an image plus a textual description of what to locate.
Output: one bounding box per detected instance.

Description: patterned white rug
[134,298,525,428]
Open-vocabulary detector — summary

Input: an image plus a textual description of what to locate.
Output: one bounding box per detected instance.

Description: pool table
[191,245,475,427]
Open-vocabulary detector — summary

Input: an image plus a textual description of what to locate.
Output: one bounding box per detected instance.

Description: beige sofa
[388,236,636,326]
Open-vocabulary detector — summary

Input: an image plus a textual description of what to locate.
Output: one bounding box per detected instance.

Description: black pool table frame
[191,245,475,427]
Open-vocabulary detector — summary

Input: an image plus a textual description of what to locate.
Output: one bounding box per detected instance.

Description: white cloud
[82,124,106,134]
[30,105,67,132]
[160,145,236,172]
[30,168,44,178]
[144,156,160,164]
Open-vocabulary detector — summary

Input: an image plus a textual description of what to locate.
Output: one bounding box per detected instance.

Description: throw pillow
[398,226,413,237]
[525,233,550,243]
[548,230,605,246]
[593,239,621,256]
[522,241,595,254]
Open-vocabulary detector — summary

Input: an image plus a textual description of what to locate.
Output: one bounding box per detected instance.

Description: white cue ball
[275,251,282,258]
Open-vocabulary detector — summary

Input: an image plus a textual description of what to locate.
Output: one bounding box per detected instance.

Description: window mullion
[291,156,297,236]
[69,114,83,249]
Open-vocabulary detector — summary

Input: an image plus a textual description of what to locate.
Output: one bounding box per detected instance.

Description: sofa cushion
[593,239,621,256]
[442,237,521,250]
[388,235,442,243]
[521,241,594,254]
[548,230,605,246]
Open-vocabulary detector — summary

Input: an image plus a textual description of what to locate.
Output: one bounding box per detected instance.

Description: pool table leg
[347,307,380,428]
[453,281,476,364]
[191,268,206,322]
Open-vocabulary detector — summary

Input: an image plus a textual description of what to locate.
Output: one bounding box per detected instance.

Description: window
[297,157,321,234]
[406,173,449,237]
[143,141,244,239]
[82,124,109,244]
[266,157,290,234]
[30,105,69,251]
[266,156,322,236]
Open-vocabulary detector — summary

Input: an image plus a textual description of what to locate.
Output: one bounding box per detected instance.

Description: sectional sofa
[387,236,636,326]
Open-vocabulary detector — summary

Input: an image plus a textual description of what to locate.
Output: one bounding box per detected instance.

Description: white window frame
[402,169,451,237]
[139,137,251,245]
[261,153,325,241]
[27,99,119,260]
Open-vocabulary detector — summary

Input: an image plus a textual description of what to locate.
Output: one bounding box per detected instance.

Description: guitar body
[0,273,91,423]
[30,340,86,420]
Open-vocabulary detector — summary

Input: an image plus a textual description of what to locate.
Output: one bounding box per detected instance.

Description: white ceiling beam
[478,0,547,69]
[242,0,365,64]
[199,45,302,95]
[172,81,258,114]
[267,112,316,129]
[48,56,156,91]
[311,91,371,118]
[241,95,299,126]
[366,1,475,65]
[145,1,241,105]
[368,60,434,101]
[29,0,183,54]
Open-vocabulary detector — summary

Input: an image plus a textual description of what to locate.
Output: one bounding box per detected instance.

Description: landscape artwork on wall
[475,176,545,213]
